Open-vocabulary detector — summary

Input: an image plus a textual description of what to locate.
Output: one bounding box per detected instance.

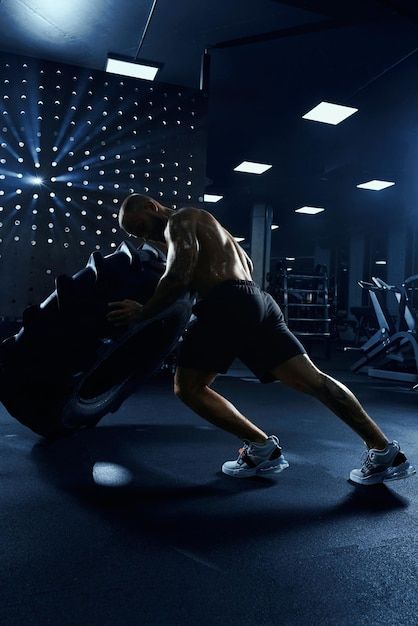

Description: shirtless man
[107,193,415,485]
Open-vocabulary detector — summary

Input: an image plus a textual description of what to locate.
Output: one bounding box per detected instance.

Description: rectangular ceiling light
[234,161,272,174]
[271,224,279,230]
[234,237,245,242]
[295,206,325,215]
[356,179,395,191]
[106,54,160,81]
[203,194,223,203]
[302,101,358,125]
[375,260,387,265]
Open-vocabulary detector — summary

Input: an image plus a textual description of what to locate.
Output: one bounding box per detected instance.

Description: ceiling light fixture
[234,161,272,174]
[302,101,358,125]
[106,0,161,81]
[203,193,223,203]
[356,180,395,191]
[106,55,161,81]
[295,206,324,215]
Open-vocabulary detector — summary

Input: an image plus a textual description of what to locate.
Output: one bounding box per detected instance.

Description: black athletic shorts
[177,280,307,383]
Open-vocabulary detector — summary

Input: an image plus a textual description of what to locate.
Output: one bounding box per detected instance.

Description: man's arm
[140,210,198,319]
[107,210,198,325]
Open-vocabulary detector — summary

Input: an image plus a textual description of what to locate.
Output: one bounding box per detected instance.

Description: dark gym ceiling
[1,0,418,253]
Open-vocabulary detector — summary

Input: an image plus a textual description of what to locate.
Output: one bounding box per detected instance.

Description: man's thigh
[238,325,307,383]
[174,367,218,396]
[270,353,324,391]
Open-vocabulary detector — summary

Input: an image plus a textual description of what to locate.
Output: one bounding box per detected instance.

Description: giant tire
[60,296,192,431]
[0,241,192,438]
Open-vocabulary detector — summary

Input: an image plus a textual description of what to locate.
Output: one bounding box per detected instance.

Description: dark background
[0,51,207,317]
[2,1,418,311]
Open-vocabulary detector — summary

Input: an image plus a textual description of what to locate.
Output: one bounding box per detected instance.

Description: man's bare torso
[165,208,253,298]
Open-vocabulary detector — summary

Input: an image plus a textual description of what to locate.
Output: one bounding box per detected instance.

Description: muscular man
[107,194,415,485]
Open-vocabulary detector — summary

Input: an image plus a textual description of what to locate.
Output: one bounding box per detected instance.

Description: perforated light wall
[0,52,207,318]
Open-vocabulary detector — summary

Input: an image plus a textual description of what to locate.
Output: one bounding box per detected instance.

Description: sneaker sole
[349,462,416,485]
[222,459,289,478]
[384,465,416,482]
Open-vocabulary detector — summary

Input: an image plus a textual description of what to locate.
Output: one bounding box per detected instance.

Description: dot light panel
[0,52,207,318]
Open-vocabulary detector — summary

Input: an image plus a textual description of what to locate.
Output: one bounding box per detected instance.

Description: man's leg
[174,367,268,443]
[270,353,388,450]
[174,366,288,477]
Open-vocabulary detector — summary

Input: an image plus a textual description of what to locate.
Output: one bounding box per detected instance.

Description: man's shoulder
[174,206,202,217]
[169,206,202,223]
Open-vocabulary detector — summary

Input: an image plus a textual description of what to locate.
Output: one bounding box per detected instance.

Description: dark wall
[0,52,207,318]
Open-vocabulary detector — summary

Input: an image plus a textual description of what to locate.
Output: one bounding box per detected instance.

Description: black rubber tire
[0,242,193,438]
[59,296,192,435]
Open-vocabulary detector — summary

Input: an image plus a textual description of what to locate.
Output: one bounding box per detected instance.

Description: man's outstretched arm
[107,210,198,325]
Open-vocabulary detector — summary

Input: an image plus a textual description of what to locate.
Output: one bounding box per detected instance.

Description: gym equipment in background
[350,276,418,383]
[0,241,193,438]
[272,263,335,358]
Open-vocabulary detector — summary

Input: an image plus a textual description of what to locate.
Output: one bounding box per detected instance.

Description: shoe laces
[237,442,251,465]
[361,450,376,474]
[237,436,281,462]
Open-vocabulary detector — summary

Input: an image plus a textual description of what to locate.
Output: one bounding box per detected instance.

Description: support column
[347,232,365,319]
[314,245,331,272]
[250,202,272,289]
[386,224,407,315]
[199,48,211,96]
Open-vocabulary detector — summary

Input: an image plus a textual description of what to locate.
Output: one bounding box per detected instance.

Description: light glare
[29,176,43,185]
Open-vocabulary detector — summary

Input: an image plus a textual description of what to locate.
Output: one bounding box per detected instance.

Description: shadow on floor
[30,424,410,550]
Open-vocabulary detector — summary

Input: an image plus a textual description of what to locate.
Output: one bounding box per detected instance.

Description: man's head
[118,193,172,243]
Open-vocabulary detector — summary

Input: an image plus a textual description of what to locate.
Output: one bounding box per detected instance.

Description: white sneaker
[222,435,289,478]
[350,441,416,485]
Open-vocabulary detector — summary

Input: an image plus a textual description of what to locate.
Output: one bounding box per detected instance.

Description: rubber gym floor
[0,351,417,626]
